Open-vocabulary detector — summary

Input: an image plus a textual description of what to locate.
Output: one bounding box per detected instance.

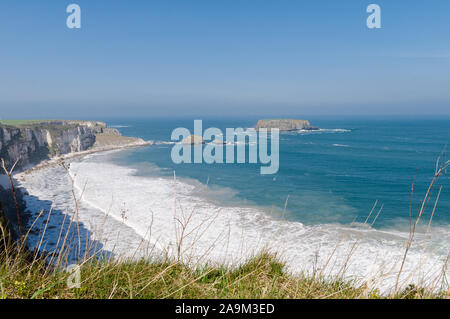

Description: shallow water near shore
[16,117,450,293]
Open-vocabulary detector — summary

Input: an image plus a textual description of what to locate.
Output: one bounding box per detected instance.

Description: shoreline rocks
[181,135,205,145]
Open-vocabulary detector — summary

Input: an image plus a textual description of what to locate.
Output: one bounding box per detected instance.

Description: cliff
[0,120,146,171]
[255,119,319,131]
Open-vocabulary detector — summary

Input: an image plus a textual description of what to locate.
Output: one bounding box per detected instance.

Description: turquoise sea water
[105,117,450,231]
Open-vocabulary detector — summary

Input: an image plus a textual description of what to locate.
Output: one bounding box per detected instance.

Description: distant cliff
[0,120,145,170]
[255,119,319,131]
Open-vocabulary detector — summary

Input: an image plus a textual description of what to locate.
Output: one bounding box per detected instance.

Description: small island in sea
[255,119,319,131]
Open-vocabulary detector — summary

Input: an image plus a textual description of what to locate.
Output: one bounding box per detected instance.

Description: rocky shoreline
[15,138,152,178]
[0,120,152,240]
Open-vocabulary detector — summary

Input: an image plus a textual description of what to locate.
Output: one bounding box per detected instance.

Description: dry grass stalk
[394,157,450,293]
[1,158,22,238]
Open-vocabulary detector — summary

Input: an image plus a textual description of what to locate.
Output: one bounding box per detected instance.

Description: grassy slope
[3,248,447,299]
[0,251,369,299]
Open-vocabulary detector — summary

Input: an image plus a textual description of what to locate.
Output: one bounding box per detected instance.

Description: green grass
[1,245,447,299]
[0,120,57,127]
[0,120,98,128]
[0,246,369,299]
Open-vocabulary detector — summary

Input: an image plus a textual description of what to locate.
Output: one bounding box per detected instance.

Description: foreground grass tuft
[1,237,448,299]
[0,251,362,299]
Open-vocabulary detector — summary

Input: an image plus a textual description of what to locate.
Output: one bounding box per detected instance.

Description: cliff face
[0,121,120,170]
[255,119,319,131]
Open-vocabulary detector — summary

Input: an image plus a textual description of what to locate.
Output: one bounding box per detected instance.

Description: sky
[0,0,449,119]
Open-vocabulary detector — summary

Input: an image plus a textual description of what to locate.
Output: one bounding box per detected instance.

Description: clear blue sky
[0,0,449,118]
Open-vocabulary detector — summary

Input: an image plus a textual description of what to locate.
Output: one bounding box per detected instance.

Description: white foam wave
[333,144,351,147]
[311,128,351,133]
[282,128,351,135]
[18,156,450,294]
[154,141,176,145]
[322,128,351,132]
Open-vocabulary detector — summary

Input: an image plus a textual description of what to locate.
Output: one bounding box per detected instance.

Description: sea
[17,116,450,293]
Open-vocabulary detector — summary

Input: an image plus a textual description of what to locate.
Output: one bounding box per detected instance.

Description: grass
[0,120,58,127]
[1,233,448,299]
[0,246,365,299]
[0,120,98,127]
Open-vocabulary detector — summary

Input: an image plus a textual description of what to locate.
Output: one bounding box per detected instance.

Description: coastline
[14,139,152,179]
[5,138,152,244]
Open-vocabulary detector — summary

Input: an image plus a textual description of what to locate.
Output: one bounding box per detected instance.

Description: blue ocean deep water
[105,117,450,231]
